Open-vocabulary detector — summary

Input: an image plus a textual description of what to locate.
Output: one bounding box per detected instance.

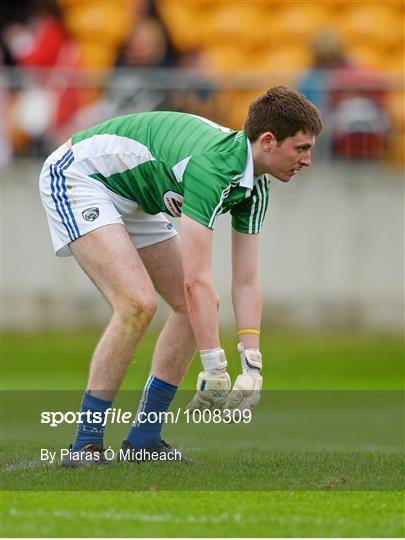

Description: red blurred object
[17,16,68,68]
[333,132,386,160]
[329,67,389,107]
[329,67,391,159]
[10,14,83,130]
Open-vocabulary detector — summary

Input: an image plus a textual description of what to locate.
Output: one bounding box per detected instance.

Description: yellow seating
[203,44,274,73]
[157,1,401,82]
[336,4,402,52]
[202,46,245,72]
[348,45,389,70]
[158,1,284,52]
[59,0,135,68]
[383,48,405,75]
[266,4,329,45]
[156,1,204,52]
[215,89,267,131]
[265,46,312,73]
[77,42,118,71]
[198,2,270,48]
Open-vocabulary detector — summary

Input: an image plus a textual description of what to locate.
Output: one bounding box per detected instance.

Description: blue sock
[127,375,177,449]
[72,391,112,451]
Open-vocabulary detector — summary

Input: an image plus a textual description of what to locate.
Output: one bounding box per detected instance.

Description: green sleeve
[231,176,270,234]
[181,153,241,229]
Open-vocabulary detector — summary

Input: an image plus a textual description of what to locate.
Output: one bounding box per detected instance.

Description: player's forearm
[184,277,220,349]
[232,280,262,348]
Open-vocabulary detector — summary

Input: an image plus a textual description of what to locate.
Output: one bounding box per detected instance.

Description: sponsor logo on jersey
[163,191,183,217]
[82,207,100,221]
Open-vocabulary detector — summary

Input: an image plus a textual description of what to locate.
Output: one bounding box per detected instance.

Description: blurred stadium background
[1,0,404,333]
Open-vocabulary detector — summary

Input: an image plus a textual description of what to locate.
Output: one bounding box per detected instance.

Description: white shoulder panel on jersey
[72,134,156,177]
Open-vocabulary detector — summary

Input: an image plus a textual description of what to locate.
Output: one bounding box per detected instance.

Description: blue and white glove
[226,343,263,412]
[187,348,231,411]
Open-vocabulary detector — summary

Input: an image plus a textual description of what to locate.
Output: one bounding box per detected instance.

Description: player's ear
[259,132,276,152]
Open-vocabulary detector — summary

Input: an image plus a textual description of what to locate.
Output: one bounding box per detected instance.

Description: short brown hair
[244,86,323,142]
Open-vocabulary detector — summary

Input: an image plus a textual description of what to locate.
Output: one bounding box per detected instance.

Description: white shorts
[39,142,178,257]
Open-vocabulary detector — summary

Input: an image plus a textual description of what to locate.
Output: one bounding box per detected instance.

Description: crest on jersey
[82,207,100,221]
[163,191,183,217]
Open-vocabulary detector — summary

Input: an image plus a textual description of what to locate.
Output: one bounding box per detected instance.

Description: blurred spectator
[298,30,391,160]
[115,16,176,69]
[106,14,213,117]
[298,31,348,114]
[106,16,176,115]
[2,0,70,68]
[1,0,83,152]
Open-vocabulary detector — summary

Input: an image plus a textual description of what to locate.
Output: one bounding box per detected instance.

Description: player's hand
[186,348,231,411]
[226,344,263,412]
[186,370,231,411]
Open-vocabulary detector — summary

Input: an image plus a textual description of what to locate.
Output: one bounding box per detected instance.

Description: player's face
[259,131,315,182]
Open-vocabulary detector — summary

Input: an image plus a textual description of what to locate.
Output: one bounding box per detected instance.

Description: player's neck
[250,139,268,176]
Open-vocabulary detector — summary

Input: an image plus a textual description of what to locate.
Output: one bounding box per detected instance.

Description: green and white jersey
[71,111,270,233]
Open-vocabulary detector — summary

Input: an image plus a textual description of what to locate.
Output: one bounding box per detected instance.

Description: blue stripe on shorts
[50,149,80,241]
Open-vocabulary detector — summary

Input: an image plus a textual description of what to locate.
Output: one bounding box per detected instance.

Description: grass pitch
[3,491,404,537]
[1,329,404,537]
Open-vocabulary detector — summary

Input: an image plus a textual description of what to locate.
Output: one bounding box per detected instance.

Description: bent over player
[39,86,322,465]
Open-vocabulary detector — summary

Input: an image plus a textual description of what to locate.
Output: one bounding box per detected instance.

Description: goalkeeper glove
[226,343,263,412]
[187,348,231,411]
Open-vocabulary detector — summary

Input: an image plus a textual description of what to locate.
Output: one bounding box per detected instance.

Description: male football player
[39,86,322,465]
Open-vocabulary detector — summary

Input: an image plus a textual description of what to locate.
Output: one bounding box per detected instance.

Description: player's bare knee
[166,295,187,315]
[141,297,157,321]
[115,295,156,329]
[159,279,188,315]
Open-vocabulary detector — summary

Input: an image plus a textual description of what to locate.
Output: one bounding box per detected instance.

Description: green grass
[2,491,404,537]
[3,329,403,389]
[2,450,403,492]
[1,329,404,537]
